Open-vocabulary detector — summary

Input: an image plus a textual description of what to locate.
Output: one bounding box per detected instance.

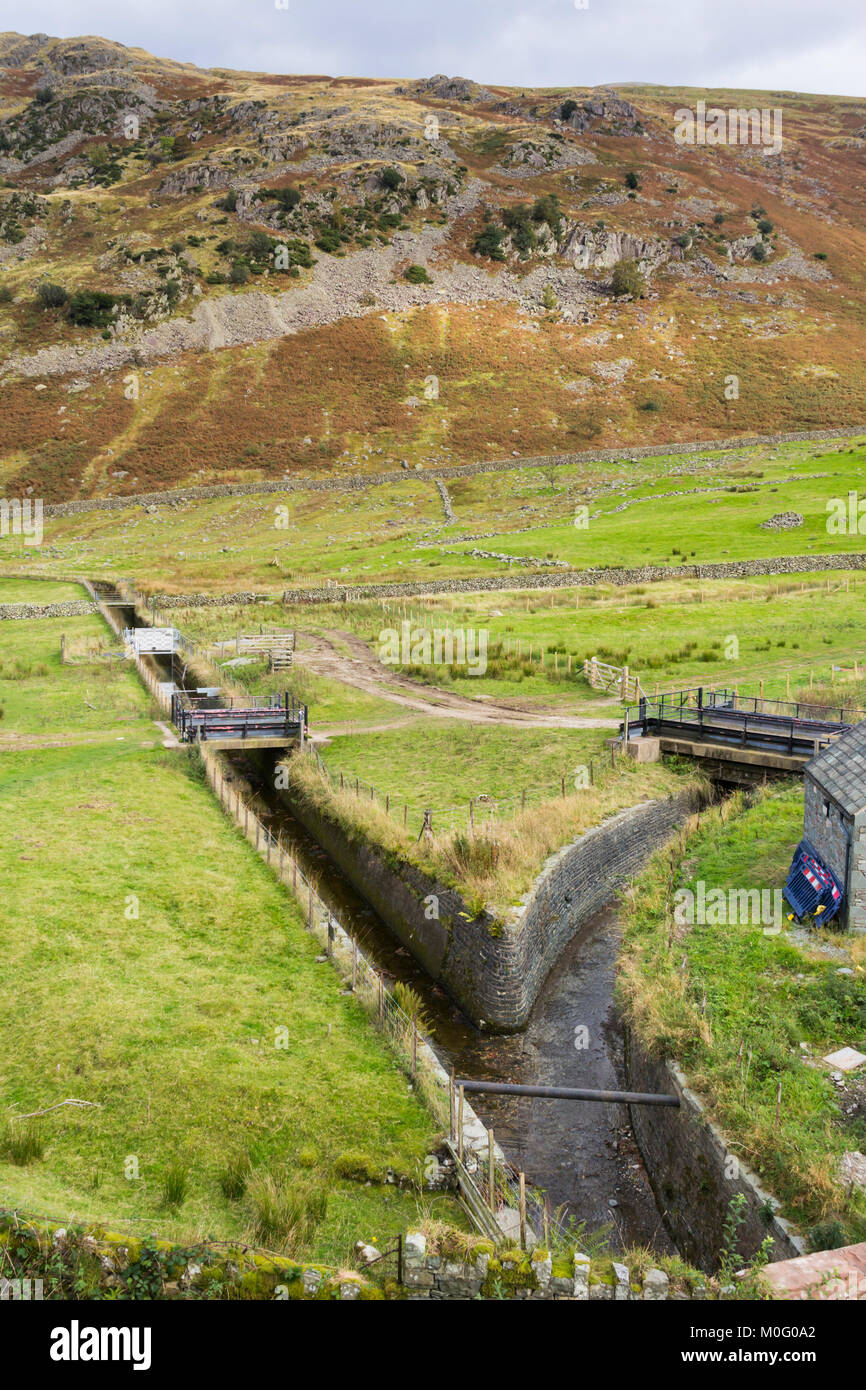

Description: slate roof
[806,720,866,816]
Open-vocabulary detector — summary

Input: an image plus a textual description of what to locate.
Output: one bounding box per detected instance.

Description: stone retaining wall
[625,1034,806,1272]
[282,775,701,1030]
[41,425,866,517]
[403,1232,681,1300]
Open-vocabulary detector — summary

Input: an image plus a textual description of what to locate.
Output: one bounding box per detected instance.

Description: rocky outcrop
[563,225,677,270]
[396,74,496,103]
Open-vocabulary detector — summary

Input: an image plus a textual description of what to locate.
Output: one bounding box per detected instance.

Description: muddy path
[296,628,621,732]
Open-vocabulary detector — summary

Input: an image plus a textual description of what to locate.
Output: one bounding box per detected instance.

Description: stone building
[799,724,866,932]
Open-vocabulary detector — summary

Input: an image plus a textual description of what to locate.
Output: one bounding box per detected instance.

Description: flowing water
[135,628,673,1257]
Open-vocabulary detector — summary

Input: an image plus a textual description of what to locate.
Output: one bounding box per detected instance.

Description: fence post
[488,1129,496,1214]
[458,1084,464,1163]
[519,1173,527,1251]
[412,1023,418,1079]
[449,1069,456,1140]
[352,940,358,991]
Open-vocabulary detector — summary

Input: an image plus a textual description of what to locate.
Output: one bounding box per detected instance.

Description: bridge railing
[626,685,851,758]
[643,686,864,727]
[171,690,308,743]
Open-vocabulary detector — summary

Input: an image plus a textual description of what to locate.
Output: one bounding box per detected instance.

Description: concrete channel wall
[625,1035,806,1270]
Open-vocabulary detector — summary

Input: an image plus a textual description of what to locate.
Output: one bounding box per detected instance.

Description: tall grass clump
[160,1158,189,1210]
[1,1119,44,1166]
[245,1171,328,1253]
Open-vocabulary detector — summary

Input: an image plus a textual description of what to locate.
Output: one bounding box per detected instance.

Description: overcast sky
[5,0,866,97]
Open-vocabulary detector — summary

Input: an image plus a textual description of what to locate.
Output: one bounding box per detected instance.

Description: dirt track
[296,629,621,732]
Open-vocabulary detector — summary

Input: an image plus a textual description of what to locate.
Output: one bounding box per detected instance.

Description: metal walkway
[624,687,862,768]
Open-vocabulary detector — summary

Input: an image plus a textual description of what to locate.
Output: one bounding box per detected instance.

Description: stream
[123,611,674,1258]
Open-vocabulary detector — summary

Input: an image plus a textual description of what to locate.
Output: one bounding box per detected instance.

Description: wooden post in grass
[404,804,408,829]
[412,1023,418,1079]
[352,940,358,991]
[488,1130,496,1213]
[458,1085,464,1162]
[561,776,566,798]
[519,1173,527,1251]
[776,1080,782,1132]
[449,1069,456,1140]
[786,674,791,700]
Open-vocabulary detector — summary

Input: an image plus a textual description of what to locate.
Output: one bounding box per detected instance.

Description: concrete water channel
[117,601,674,1258]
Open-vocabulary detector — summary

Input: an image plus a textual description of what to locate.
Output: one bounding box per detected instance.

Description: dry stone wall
[41,425,866,517]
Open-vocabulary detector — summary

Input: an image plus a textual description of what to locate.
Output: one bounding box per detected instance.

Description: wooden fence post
[519,1173,527,1251]
[488,1129,496,1213]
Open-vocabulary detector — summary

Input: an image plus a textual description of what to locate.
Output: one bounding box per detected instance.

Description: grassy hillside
[0,34,864,500]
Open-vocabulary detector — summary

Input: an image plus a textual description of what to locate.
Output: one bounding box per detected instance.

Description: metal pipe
[455,1079,679,1106]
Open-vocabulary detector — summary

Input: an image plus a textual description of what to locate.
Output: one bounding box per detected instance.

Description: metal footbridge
[171,690,307,748]
[623,687,864,780]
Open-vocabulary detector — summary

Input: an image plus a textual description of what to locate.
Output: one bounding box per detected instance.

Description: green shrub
[610,258,645,297]
[404,263,432,284]
[67,289,117,327]
[624,170,640,189]
[472,223,506,260]
[262,185,301,211]
[380,166,403,190]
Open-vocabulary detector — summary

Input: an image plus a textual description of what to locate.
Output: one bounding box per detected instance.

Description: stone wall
[41,424,866,516]
[124,551,866,614]
[402,1232,680,1300]
[0,600,97,620]
[282,774,701,1030]
[625,1035,806,1272]
[803,774,850,896]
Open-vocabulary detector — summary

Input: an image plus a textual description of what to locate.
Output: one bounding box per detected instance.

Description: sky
[4,0,866,97]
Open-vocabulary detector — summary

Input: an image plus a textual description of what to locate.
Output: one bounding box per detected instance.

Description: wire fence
[305,743,619,841]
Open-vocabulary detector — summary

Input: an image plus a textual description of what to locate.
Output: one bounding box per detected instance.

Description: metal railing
[626,686,853,758]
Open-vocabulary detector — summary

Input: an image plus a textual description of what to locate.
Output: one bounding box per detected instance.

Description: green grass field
[5,436,865,596]
[0,740,456,1261]
[619,784,866,1247]
[0,606,155,742]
